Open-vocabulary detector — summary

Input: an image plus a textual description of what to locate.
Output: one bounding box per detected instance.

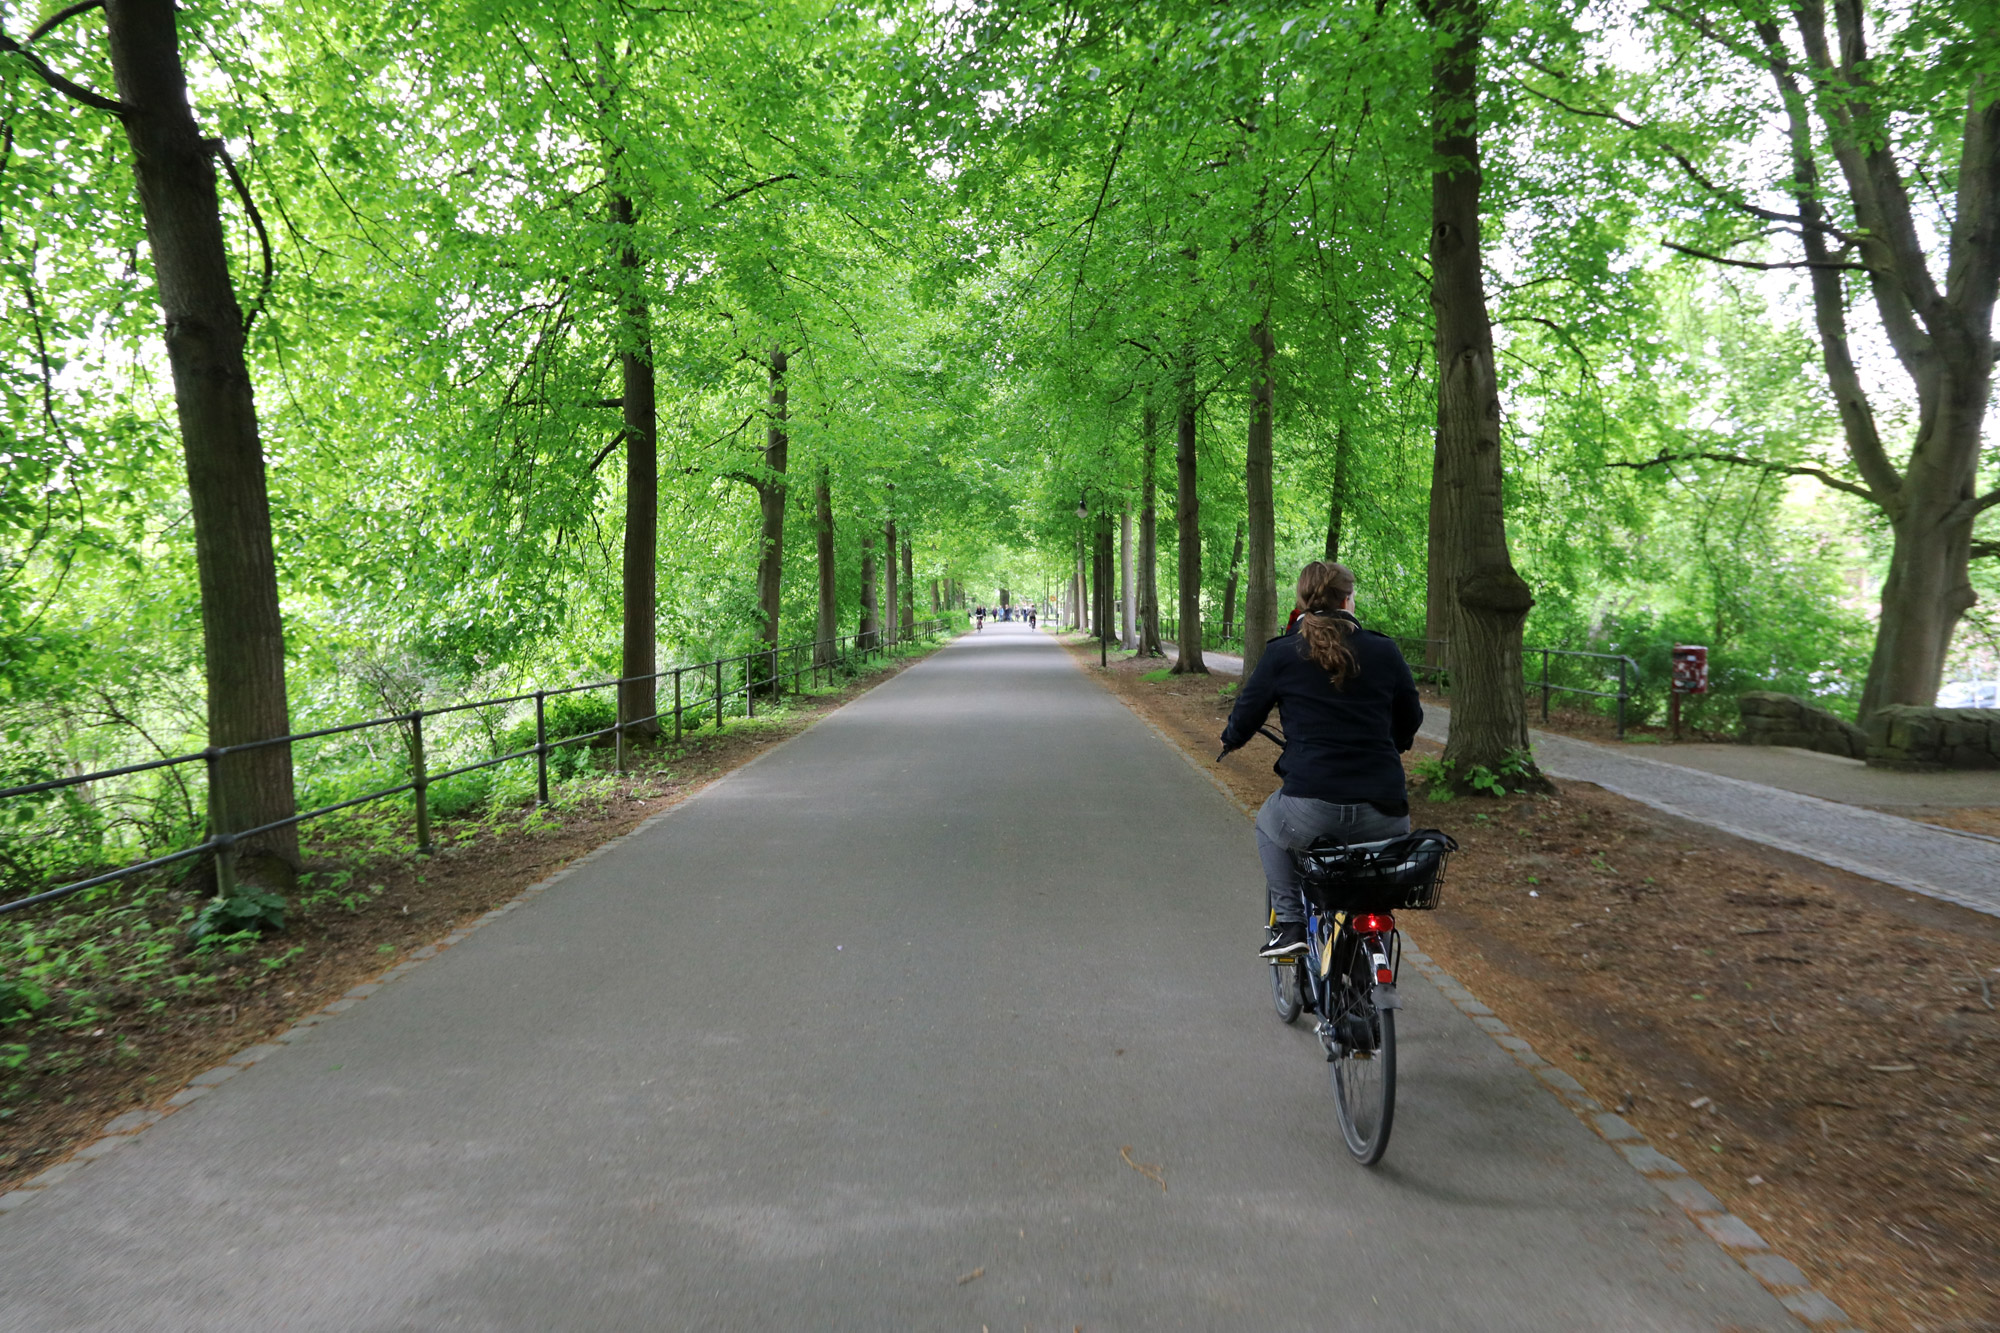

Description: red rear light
[1353,912,1396,936]
[1376,963,1395,985]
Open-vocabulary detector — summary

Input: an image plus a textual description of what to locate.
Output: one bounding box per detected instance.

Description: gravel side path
[1421,702,2000,918]
[1161,641,1999,917]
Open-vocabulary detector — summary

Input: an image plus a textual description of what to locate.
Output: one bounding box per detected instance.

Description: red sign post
[1669,645,1708,740]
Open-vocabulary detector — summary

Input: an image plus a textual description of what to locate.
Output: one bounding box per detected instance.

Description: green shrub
[427,770,493,820]
[496,692,619,757]
[188,889,287,945]
[0,974,49,1025]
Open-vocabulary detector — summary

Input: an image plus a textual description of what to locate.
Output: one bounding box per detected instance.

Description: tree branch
[1661,240,1863,272]
[709,172,799,209]
[210,141,274,335]
[1607,450,1882,507]
[0,33,128,115]
[586,429,627,474]
[26,0,103,43]
[1973,539,1999,562]
[1948,487,2000,525]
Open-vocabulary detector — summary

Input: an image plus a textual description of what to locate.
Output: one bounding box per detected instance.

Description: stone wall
[1865,706,2000,771]
[1736,692,1867,759]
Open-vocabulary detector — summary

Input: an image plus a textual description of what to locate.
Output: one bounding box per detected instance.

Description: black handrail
[0,619,950,916]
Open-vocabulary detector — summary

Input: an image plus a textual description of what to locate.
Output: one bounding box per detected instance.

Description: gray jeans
[1256,791,1412,925]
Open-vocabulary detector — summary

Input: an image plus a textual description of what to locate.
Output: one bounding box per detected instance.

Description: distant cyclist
[1218,561,1422,958]
[974,605,986,630]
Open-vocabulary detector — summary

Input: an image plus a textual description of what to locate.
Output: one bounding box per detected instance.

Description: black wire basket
[1298,829,1458,913]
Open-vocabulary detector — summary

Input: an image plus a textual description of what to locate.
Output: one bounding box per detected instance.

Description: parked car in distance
[1936,680,2000,708]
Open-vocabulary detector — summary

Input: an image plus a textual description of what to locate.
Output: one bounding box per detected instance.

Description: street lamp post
[1078,492,1110,668]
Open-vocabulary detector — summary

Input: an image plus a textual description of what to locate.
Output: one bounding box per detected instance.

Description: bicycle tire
[1331,946,1396,1165]
[1271,960,1303,1024]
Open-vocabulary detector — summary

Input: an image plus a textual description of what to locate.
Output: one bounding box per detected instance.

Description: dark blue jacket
[1220,619,1422,808]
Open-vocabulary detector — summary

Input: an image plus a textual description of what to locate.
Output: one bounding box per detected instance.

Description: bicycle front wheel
[1331,956,1396,1165]
[1271,960,1303,1024]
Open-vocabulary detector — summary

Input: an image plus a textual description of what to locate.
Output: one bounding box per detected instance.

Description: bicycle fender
[1372,983,1402,1011]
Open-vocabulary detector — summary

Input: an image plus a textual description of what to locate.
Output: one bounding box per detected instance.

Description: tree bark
[1324,420,1351,562]
[884,516,899,645]
[753,346,788,689]
[900,532,916,635]
[610,190,659,738]
[814,464,836,668]
[1171,377,1208,674]
[104,0,296,885]
[1746,10,1999,715]
[1137,403,1164,656]
[930,578,940,613]
[859,533,878,648]
[1425,0,1545,790]
[1242,316,1278,673]
[1120,506,1135,649]
[1220,521,1245,643]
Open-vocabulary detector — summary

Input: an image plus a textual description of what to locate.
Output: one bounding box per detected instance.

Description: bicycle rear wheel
[1270,960,1303,1024]
[1331,946,1396,1165]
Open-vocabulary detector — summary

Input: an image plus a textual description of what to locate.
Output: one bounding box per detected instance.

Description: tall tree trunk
[611,191,658,738]
[884,516,899,645]
[859,534,878,647]
[1758,12,1998,714]
[1324,420,1351,562]
[1242,316,1278,673]
[1171,379,1208,674]
[930,578,940,613]
[1138,404,1163,656]
[1104,520,1120,644]
[1425,0,1545,789]
[754,346,788,689]
[900,533,916,635]
[1120,506,1135,649]
[814,464,836,668]
[1220,521,1245,642]
[104,0,296,885]
[1078,537,1089,632]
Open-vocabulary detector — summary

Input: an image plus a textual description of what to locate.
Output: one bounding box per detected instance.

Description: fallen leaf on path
[956,1267,984,1285]
[1120,1145,1166,1191]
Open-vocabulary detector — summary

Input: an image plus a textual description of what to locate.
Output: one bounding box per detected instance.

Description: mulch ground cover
[0,645,945,1197]
[1069,637,2000,1333]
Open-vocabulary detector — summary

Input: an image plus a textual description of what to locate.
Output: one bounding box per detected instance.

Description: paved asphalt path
[3,626,1797,1331]
[1172,642,2000,919]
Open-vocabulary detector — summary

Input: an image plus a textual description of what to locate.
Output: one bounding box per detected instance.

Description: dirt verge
[0,643,948,1195]
[1070,639,2000,1333]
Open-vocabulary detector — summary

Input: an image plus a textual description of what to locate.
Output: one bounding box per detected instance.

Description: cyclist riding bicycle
[974,605,986,630]
[1219,561,1423,959]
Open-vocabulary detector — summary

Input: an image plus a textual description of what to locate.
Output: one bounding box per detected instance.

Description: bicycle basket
[1297,829,1458,913]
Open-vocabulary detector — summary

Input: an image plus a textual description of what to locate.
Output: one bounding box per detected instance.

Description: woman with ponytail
[1220,562,1423,958]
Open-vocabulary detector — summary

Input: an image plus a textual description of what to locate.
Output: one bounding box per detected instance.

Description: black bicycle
[1269,831,1454,1164]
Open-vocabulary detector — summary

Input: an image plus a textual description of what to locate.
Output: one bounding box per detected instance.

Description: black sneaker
[1261,922,1308,958]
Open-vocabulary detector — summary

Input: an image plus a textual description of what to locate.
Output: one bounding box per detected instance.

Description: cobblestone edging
[1099,685,1860,1333]
[1400,941,1861,1333]
[0,774,727,1221]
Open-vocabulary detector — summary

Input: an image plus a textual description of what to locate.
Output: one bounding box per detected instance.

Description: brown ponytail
[1295,561,1359,688]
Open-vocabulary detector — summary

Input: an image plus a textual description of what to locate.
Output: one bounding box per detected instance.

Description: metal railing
[1389,636,1639,739]
[0,619,949,917]
[1142,614,1638,739]
[1155,615,1243,655]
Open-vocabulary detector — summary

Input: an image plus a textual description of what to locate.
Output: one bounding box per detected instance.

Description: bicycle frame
[1300,903,1401,1057]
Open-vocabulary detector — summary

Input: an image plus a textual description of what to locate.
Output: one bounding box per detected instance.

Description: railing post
[412,711,433,855]
[534,689,550,806]
[614,680,626,776]
[1616,659,1628,741]
[748,657,756,718]
[714,659,723,728]
[673,668,683,742]
[204,746,236,899]
[1540,648,1551,723]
